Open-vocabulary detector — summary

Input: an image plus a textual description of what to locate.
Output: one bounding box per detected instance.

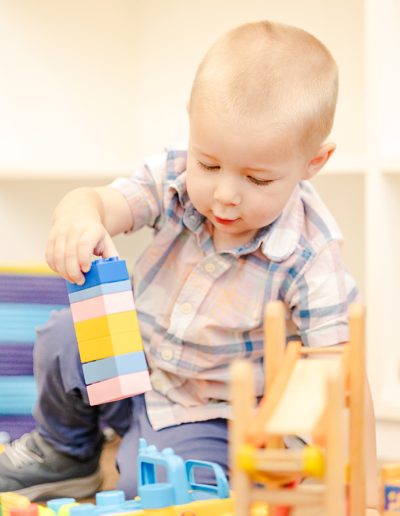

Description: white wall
[0,1,364,175]
[0,0,364,275]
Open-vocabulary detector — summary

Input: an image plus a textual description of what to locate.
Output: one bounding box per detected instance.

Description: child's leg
[33,308,132,458]
[0,307,133,499]
[116,395,228,498]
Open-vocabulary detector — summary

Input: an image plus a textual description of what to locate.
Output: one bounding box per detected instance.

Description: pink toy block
[70,290,135,322]
[87,370,152,405]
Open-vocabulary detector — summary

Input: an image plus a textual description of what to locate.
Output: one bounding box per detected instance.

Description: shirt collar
[260,184,304,261]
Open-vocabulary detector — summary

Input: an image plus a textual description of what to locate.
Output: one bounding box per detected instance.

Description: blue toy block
[137,438,229,508]
[138,483,175,509]
[46,440,231,515]
[69,503,96,516]
[66,258,129,294]
[48,491,141,516]
[67,280,132,304]
[138,439,192,506]
[95,491,125,507]
[47,498,76,514]
[185,459,229,500]
[82,351,148,384]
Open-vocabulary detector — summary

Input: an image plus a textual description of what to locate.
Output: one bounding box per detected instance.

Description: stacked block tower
[66,257,151,405]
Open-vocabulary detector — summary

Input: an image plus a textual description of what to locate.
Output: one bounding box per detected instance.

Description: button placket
[167,254,234,340]
[161,347,174,361]
[204,262,216,274]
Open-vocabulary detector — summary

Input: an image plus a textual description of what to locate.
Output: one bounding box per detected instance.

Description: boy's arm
[46,185,132,285]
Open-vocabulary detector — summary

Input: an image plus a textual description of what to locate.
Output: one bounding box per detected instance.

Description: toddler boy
[0,20,378,512]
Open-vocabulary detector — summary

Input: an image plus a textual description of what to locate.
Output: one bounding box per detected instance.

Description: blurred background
[0,0,399,460]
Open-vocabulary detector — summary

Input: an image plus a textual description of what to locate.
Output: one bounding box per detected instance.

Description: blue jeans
[33,309,228,498]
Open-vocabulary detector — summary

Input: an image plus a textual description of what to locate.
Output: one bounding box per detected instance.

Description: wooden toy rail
[230,301,366,516]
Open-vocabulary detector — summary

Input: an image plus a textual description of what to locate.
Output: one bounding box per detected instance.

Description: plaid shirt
[110,146,358,430]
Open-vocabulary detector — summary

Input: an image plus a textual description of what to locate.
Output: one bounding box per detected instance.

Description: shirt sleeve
[108,153,167,232]
[285,240,360,347]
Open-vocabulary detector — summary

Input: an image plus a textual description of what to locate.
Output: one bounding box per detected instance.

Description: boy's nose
[213,178,241,206]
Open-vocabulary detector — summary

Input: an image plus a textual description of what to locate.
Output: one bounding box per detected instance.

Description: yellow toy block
[74,311,140,342]
[0,492,31,516]
[78,330,143,362]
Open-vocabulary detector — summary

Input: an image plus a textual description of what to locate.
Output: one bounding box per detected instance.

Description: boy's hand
[45,211,118,285]
[366,509,379,516]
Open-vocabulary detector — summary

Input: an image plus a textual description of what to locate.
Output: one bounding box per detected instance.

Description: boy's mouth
[214,215,239,225]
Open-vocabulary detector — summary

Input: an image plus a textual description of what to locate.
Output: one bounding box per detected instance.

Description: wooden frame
[230,301,366,515]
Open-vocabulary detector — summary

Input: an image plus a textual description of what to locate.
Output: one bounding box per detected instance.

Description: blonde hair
[189,21,338,152]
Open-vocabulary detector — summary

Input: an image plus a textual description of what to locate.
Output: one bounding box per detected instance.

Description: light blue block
[68,280,132,303]
[82,351,148,385]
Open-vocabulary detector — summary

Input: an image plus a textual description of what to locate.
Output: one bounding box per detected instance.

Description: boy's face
[186,105,311,250]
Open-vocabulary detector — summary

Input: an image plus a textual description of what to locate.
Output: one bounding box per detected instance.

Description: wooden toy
[66,257,151,405]
[230,301,367,516]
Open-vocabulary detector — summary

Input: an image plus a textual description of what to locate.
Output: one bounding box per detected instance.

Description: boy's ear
[303,142,336,180]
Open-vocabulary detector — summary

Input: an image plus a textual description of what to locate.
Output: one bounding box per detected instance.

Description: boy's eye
[248,176,274,186]
[197,161,220,171]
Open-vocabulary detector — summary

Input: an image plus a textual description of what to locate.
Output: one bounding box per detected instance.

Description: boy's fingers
[65,253,85,285]
[77,229,99,274]
[101,233,119,259]
[52,236,70,280]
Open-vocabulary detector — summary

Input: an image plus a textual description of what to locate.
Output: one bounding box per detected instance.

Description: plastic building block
[66,257,151,405]
[67,280,132,304]
[77,330,143,363]
[82,351,148,384]
[69,504,96,516]
[0,493,31,516]
[73,311,140,342]
[137,438,229,507]
[70,291,135,322]
[43,440,236,515]
[9,505,38,516]
[87,370,152,405]
[66,258,129,293]
[46,499,75,514]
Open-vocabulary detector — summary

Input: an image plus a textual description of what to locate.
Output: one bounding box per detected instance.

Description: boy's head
[186,21,339,250]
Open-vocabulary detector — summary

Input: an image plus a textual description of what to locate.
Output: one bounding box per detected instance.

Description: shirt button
[204,262,216,273]
[181,302,192,314]
[153,379,163,391]
[161,347,174,361]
